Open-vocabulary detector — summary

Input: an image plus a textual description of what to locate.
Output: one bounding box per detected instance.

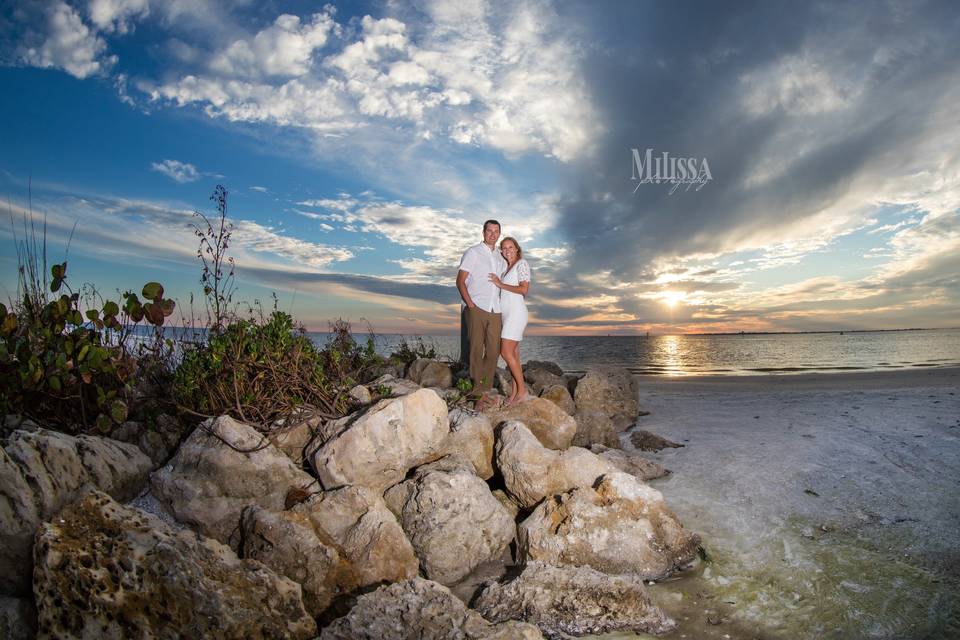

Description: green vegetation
[2,185,394,436]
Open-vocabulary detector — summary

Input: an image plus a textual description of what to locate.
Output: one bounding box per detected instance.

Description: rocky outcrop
[442,408,494,479]
[348,384,372,405]
[630,429,684,451]
[384,456,515,586]
[589,444,669,480]
[1,429,151,595]
[268,411,322,465]
[241,485,418,616]
[310,389,449,493]
[573,366,640,430]
[572,409,620,448]
[486,397,576,450]
[474,561,675,638]
[517,472,700,580]
[538,384,575,415]
[320,578,543,640]
[33,491,315,639]
[523,368,566,395]
[495,421,621,509]
[151,415,314,545]
[407,358,454,389]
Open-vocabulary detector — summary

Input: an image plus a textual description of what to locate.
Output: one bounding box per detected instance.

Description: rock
[495,367,513,395]
[523,368,567,395]
[523,360,564,377]
[486,397,576,450]
[491,489,520,519]
[384,456,515,586]
[407,358,454,389]
[310,389,449,493]
[241,485,418,616]
[349,384,373,405]
[494,421,621,509]
[2,415,39,438]
[590,444,670,480]
[320,578,543,640]
[538,384,575,415]
[573,366,640,430]
[33,491,315,639]
[474,561,675,638]
[370,373,421,397]
[572,410,620,448]
[517,472,700,580]
[0,429,151,596]
[0,596,36,640]
[270,417,319,465]
[111,413,186,467]
[630,429,684,451]
[151,414,314,545]
[442,408,494,479]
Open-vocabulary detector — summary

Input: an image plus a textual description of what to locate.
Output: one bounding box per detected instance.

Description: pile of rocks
[1,361,696,639]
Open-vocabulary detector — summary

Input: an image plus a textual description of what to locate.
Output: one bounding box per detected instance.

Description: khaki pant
[465,306,501,393]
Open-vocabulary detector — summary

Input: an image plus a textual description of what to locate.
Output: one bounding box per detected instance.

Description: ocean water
[310,328,960,376]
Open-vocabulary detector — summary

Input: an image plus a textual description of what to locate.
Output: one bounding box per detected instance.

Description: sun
[661,290,686,307]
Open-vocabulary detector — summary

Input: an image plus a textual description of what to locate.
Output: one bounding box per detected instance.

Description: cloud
[249,186,268,193]
[150,159,201,183]
[18,1,116,79]
[87,0,150,34]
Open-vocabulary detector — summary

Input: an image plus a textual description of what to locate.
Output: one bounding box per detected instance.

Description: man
[457,220,507,404]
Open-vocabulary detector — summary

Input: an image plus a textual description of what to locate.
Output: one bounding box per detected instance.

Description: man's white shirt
[458,242,507,313]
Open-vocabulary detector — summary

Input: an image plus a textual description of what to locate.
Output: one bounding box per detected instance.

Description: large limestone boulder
[151,415,314,545]
[442,408,494,479]
[486,397,576,450]
[495,421,621,509]
[33,491,315,639]
[310,389,449,493]
[475,561,675,638]
[320,578,543,639]
[241,485,418,616]
[590,444,669,480]
[1,429,151,595]
[573,366,640,430]
[407,358,454,389]
[517,472,700,580]
[572,409,620,448]
[384,456,515,586]
[538,384,575,415]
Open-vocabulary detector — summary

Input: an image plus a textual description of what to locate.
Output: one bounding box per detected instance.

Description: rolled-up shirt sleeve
[458,247,477,274]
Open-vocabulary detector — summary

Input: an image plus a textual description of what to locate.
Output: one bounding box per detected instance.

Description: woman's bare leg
[511,341,527,404]
[501,338,522,406]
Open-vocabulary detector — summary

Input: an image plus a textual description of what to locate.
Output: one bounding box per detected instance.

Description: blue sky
[1,0,958,334]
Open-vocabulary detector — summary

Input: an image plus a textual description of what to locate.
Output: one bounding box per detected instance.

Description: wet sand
[616,366,959,640]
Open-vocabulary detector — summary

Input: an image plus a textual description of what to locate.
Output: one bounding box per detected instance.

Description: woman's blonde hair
[501,236,522,259]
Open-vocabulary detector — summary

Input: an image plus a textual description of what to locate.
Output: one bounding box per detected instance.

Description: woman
[488,237,531,406]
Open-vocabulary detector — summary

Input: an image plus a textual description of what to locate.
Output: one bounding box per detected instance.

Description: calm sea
[309,328,960,376]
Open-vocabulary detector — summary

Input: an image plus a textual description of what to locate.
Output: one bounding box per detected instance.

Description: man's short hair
[483,219,501,231]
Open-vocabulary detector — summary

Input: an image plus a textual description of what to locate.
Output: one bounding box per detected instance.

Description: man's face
[483,224,500,246]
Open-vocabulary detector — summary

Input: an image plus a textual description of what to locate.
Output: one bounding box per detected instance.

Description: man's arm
[457,269,476,308]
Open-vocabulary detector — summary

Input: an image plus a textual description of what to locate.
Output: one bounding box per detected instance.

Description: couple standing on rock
[456,219,532,409]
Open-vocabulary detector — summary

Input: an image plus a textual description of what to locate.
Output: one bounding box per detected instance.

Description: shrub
[389,335,438,366]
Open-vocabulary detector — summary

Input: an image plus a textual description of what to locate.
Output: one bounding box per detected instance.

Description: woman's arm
[488,273,530,297]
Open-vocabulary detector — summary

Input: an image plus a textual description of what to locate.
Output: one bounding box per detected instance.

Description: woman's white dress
[500,259,530,341]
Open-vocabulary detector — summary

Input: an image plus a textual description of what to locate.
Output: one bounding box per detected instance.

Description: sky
[0,0,958,335]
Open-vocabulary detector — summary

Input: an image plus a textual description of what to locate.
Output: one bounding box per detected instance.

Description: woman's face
[501,240,518,262]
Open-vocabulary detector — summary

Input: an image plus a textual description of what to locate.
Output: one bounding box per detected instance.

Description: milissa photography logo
[631,147,713,194]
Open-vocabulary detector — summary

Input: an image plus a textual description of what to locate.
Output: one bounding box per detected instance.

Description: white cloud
[249,185,268,193]
[209,11,337,79]
[741,53,855,118]
[21,1,115,79]
[150,159,200,183]
[87,0,150,34]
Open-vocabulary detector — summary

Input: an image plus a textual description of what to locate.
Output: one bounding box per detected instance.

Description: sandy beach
[618,367,960,640]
